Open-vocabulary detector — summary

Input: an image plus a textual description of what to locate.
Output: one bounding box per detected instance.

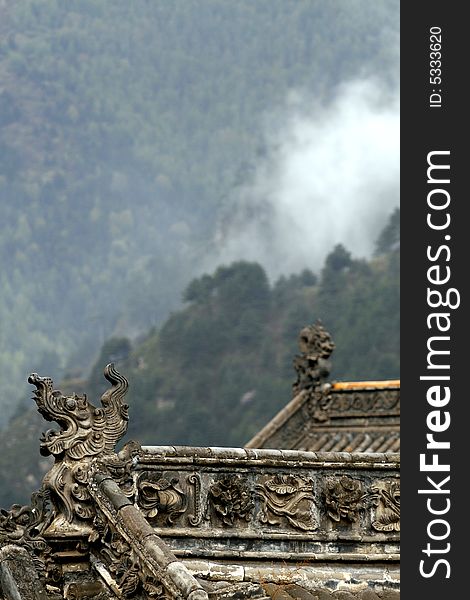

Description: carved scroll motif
[324,476,364,523]
[255,474,317,531]
[369,480,400,532]
[208,477,254,526]
[0,490,50,551]
[29,364,128,460]
[326,390,400,415]
[91,513,166,599]
[188,473,203,526]
[101,533,139,596]
[136,472,187,525]
[0,489,59,589]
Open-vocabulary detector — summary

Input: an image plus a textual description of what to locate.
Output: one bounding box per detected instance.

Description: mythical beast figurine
[292,321,335,396]
[28,364,129,535]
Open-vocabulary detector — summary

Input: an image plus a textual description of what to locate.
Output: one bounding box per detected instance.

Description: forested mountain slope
[0,0,399,424]
[0,210,399,507]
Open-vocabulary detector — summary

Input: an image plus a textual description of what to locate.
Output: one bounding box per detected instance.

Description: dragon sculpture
[28,364,129,535]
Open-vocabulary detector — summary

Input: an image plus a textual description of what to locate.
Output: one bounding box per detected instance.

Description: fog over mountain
[211,78,399,278]
[0,1,399,427]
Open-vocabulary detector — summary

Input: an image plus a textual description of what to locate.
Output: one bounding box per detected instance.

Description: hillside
[0,0,399,424]
[0,210,399,507]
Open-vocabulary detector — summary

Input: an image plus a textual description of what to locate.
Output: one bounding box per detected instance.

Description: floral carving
[137,472,187,524]
[91,512,167,598]
[255,474,317,531]
[369,480,400,532]
[324,476,364,523]
[209,477,254,526]
[96,525,140,597]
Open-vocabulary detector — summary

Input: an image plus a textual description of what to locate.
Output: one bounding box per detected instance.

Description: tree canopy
[0,0,399,424]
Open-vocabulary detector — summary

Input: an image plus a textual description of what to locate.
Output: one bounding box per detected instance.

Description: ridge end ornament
[292,321,335,397]
[28,364,129,535]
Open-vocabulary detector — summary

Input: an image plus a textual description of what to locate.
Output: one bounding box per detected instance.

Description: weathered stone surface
[117,505,155,540]
[1,357,400,600]
[313,592,333,600]
[89,471,209,600]
[183,561,244,582]
[331,592,356,600]
[0,545,47,600]
[378,592,400,600]
[166,561,203,596]
[144,535,179,568]
[357,591,379,600]
[184,559,399,600]
[283,584,320,600]
[26,365,129,537]
[96,478,132,511]
[262,584,296,600]
[210,582,268,600]
[64,580,105,600]
[127,447,399,563]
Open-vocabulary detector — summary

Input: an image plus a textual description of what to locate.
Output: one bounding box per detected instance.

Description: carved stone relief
[369,480,400,532]
[136,472,187,524]
[0,489,80,591]
[90,512,167,599]
[1,361,400,600]
[0,490,49,551]
[208,477,254,526]
[304,389,400,428]
[28,364,129,534]
[255,474,317,531]
[305,389,332,423]
[324,476,364,523]
[326,390,400,415]
[188,473,203,526]
[292,321,335,396]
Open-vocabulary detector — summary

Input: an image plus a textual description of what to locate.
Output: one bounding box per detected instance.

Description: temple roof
[246,324,399,453]
[1,325,399,600]
[246,380,400,452]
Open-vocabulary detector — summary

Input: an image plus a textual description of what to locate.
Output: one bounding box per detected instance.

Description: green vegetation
[0,0,398,424]
[0,211,399,507]
[0,1,399,508]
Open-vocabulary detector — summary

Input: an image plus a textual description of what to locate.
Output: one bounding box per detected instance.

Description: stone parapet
[114,445,400,562]
[1,362,400,600]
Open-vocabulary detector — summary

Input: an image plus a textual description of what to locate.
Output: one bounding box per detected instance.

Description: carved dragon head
[29,364,129,460]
